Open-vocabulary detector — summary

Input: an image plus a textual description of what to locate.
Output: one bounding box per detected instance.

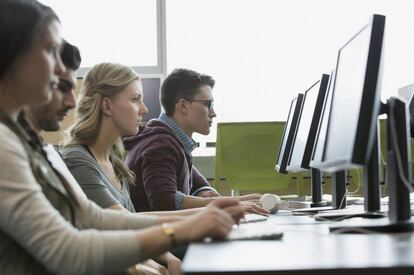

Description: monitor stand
[310,168,328,207]
[364,123,381,212]
[313,126,386,221]
[330,98,414,233]
[313,168,385,221]
[293,170,347,215]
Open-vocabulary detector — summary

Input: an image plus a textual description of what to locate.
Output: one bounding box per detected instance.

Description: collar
[158,112,196,154]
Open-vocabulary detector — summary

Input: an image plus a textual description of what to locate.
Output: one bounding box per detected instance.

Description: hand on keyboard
[227,221,283,241]
[240,213,269,223]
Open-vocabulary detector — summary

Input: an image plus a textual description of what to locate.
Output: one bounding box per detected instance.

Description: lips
[57,110,68,120]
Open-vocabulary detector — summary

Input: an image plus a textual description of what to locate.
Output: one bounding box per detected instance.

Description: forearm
[148,207,203,217]
[182,195,214,209]
[135,222,190,262]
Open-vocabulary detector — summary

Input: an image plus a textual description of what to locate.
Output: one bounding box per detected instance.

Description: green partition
[214,121,295,195]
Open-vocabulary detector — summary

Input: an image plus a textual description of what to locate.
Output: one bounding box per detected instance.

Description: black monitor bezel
[275,94,304,174]
[287,74,330,172]
[318,14,385,172]
[310,69,336,169]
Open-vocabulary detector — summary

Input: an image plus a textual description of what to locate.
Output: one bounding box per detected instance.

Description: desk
[182,211,414,275]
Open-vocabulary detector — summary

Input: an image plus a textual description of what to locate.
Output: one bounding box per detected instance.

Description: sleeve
[175,191,185,210]
[190,166,217,196]
[45,145,157,230]
[140,141,182,211]
[62,148,121,209]
[0,126,141,275]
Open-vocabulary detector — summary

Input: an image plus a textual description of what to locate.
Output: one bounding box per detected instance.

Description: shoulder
[60,145,98,170]
[0,123,36,186]
[61,145,92,161]
[0,123,28,161]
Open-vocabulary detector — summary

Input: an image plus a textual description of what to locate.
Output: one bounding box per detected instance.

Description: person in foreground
[0,1,243,274]
[124,68,266,212]
[27,41,179,275]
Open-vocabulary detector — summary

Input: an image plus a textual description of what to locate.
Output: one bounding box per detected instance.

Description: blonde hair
[66,62,139,185]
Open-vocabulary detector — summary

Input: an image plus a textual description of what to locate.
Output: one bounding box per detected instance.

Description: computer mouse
[260,193,281,214]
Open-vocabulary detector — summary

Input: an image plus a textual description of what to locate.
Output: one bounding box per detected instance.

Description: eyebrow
[59,78,74,89]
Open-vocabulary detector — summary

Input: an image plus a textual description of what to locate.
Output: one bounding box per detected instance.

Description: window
[40,0,166,76]
[166,0,414,149]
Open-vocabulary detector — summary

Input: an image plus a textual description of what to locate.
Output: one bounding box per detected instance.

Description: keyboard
[227,221,283,241]
[240,213,269,223]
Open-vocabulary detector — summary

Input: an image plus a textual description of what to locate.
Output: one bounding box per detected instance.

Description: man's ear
[101,97,112,116]
[176,98,189,115]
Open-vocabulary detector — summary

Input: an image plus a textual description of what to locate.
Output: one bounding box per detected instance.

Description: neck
[0,95,22,122]
[171,113,193,138]
[89,119,119,162]
[24,108,41,134]
[0,81,24,121]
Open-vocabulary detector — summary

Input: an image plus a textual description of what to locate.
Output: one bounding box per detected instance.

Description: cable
[335,168,361,210]
[348,169,361,195]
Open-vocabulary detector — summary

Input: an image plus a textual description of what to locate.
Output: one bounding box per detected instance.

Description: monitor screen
[288,74,330,172]
[275,94,304,174]
[318,14,385,172]
[141,77,161,123]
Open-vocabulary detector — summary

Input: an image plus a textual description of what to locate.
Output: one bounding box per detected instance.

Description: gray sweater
[61,145,136,212]
[0,123,157,275]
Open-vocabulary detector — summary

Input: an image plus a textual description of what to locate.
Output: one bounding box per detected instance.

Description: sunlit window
[40,0,163,75]
[166,0,414,150]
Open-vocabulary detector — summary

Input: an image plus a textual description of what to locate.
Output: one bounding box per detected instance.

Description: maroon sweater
[124,120,211,211]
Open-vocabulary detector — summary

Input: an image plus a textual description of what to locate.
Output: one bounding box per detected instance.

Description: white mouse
[260,193,281,214]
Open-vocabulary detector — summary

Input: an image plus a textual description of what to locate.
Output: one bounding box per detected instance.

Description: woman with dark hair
[0,1,242,274]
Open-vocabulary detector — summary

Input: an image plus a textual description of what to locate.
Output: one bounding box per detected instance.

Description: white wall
[166,0,414,146]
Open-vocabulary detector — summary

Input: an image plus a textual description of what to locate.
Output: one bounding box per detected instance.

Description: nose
[209,107,217,118]
[139,101,149,115]
[64,90,76,110]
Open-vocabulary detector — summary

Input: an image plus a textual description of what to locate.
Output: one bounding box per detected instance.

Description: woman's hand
[208,198,244,224]
[165,253,182,275]
[173,203,236,244]
[240,201,269,215]
[127,260,167,275]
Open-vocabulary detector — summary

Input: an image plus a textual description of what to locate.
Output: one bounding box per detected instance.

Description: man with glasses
[124,68,264,212]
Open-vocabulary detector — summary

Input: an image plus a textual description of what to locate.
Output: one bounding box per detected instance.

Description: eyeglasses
[187,99,214,112]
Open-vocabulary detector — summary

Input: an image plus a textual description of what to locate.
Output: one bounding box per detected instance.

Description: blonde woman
[0,1,242,274]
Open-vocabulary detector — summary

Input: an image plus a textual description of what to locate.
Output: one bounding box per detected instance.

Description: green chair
[214,121,295,195]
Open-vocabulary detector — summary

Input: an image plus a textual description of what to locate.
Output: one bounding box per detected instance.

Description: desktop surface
[182,209,414,275]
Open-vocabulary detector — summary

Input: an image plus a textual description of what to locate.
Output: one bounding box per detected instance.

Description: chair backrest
[214,121,292,193]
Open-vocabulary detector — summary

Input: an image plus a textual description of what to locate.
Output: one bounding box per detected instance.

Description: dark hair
[0,0,59,79]
[61,40,81,71]
[160,68,215,116]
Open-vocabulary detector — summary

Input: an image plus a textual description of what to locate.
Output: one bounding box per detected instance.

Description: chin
[200,128,210,135]
[42,123,60,132]
[124,126,139,136]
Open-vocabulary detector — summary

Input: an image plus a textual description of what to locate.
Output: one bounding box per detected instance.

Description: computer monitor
[286,74,330,208]
[330,97,414,233]
[141,77,162,123]
[318,14,385,172]
[275,94,304,174]
[287,74,330,172]
[310,70,336,169]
